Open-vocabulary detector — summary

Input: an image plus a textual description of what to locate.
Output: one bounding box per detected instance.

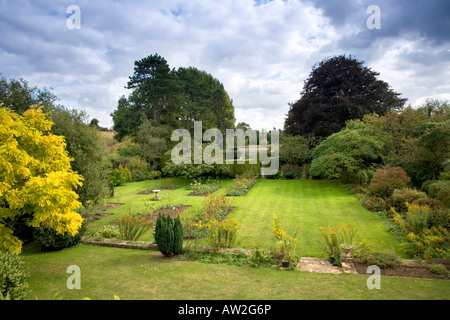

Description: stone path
[296,257,357,274]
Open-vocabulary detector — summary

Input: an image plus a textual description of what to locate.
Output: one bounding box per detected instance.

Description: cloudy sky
[1,0,449,130]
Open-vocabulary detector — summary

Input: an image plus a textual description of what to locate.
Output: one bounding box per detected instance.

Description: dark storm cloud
[311,0,450,45]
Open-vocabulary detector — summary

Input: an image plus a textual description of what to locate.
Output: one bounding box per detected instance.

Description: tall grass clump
[117,214,152,241]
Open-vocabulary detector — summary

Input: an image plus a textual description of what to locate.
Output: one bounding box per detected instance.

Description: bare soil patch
[103,203,124,210]
[144,205,191,222]
[109,205,191,225]
[82,203,124,223]
[188,187,221,196]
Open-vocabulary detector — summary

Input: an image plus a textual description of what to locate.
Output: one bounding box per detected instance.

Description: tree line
[1,53,448,254]
[280,54,449,211]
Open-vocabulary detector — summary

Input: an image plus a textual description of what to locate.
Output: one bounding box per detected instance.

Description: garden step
[81,237,158,250]
[296,257,357,274]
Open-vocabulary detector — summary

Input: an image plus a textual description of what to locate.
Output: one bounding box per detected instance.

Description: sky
[0,0,449,131]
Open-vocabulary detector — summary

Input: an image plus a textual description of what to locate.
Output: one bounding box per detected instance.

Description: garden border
[79,238,449,279]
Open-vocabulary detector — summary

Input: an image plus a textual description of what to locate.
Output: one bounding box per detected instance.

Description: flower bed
[181,194,234,238]
[109,204,191,225]
[224,174,257,196]
[186,178,221,196]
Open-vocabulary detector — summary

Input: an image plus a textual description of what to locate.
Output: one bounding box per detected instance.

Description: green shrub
[420,180,435,194]
[247,248,276,268]
[116,137,140,158]
[391,188,428,213]
[410,198,448,229]
[92,225,120,239]
[155,213,183,256]
[393,203,430,234]
[33,221,87,251]
[428,263,448,276]
[368,167,411,198]
[155,213,172,256]
[228,159,261,178]
[309,125,383,184]
[427,180,449,198]
[110,165,132,186]
[363,195,386,212]
[162,162,232,179]
[436,185,450,207]
[411,198,445,210]
[127,156,150,181]
[283,168,300,179]
[148,170,162,180]
[0,251,30,300]
[280,164,302,179]
[355,251,401,269]
[173,215,184,255]
[428,208,450,229]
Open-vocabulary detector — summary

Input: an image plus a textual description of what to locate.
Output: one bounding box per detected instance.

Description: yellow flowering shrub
[392,203,449,259]
[272,215,286,240]
[206,218,240,252]
[0,106,83,253]
[272,215,300,261]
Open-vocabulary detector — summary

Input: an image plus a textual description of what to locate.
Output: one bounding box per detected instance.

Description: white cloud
[0,0,448,130]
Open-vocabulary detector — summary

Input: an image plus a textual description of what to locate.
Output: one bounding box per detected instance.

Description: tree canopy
[364,99,450,186]
[284,55,406,138]
[177,66,235,133]
[0,75,111,206]
[111,54,236,142]
[0,106,83,253]
[0,74,56,114]
[126,53,183,127]
[309,120,384,184]
[309,99,450,188]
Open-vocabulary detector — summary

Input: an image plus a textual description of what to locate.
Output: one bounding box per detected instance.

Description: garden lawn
[22,244,449,300]
[89,178,401,257]
[227,179,401,257]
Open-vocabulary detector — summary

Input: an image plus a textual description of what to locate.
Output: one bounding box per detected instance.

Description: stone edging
[400,259,427,267]
[81,237,158,250]
[81,237,254,255]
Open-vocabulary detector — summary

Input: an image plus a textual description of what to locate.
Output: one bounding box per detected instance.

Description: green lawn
[229,179,401,257]
[22,244,450,300]
[90,178,401,257]
[21,178,449,300]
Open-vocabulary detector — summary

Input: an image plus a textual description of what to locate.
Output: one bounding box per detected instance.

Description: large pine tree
[112,54,236,141]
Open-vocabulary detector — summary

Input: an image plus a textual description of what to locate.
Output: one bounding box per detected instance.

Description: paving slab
[297,257,343,274]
